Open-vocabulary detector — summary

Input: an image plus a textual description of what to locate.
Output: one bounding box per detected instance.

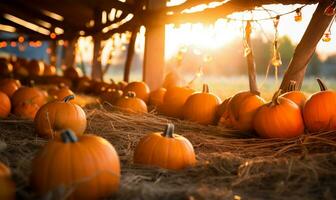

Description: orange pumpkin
[182,84,221,125]
[159,86,194,118]
[0,162,15,200]
[101,89,123,105]
[43,64,56,76]
[123,81,150,103]
[303,78,336,132]
[11,82,47,108]
[52,83,74,101]
[254,90,304,138]
[27,60,44,76]
[148,87,166,107]
[34,95,87,138]
[162,71,182,89]
[117,81,127,90]
[63,67,83,80]
[13,101,40,119]
[0,92,11,118]
[115,92,147,113]
[280,80,307,109]
[229,91,265,131]
[31,129,120,199]
[134,123,196,170]
[0,79,21,97]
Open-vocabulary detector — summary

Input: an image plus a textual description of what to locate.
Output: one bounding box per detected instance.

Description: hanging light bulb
[271,40,282,67]
[322,31,331,42]
[324,2,336,16]
[294,8,302,22]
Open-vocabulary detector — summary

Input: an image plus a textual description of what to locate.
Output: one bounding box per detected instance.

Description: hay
[1,103,336,199]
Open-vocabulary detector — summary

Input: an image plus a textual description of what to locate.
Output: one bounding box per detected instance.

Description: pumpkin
[182,84,221,125]
[0,58,13,76]
[217,97,233,127]
[11,81,47,108]
[92,81,111,94]
[0,162,15,200]
[27,60,44,76]
[134,123,196,170]
[101,89,123,105]
[31,129,120,199]
[117,81,127,90]
[34,95,87,138]
[43,64,56,76]
[254,90,304,138]
[63,67,83,80]
[52,83,74,101]
[148,87,166,107]
[228,91,265,131]
[123,81,150,103]
[13,101,40,119]
[159,86,194,118]
[0,78,21,97]
[280,80,307,109]
[76,76,92,93]
[0,92,11,118]
[115,92,147,113]
[303,78,336,132]
[162,71,182,89]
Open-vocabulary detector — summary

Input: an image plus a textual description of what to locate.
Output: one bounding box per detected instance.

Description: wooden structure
[0,0,334,90]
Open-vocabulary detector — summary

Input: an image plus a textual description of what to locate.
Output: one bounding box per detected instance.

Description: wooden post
[64,39,77,68]
[245,21,259,94]
[143,0,166,90]
[279,1,335,92]
[124,27,139,82]
[91,8,103,81]
[49,41,57,66]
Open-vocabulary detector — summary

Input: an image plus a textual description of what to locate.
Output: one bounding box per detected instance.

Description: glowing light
[54,27,64,35]
[18,36,24,43]
[36,19,52,28]
[0,41,7,48]
[109,8,116,21]
[79,30,85,35]
[10,42,17,47]
[4,14,50,35]
[0,24,16,33]
[50,32,57,39]
[41,10,64,21]
[102,11,107,24]
[116,10,123,18]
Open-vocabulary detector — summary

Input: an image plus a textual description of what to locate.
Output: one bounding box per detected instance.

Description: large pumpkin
[134,123,196,170]
[159,86,194,118]
[115,92,147,113]
[0,92,11,118]
[148,87,166,107]
[0,78,21,97]
[31,129,120,199]
[13,101,40,120]
[229,91,265,131]
[162,71,182,89]
[0,162,15,200]
[254,90,304,138]
[34,95,87,138]
[182,84,221,125]
[27,60,44,76]
[303,78,336,132]
[11,82,47,108]
[123,81,150,103]
[280,80,307,109]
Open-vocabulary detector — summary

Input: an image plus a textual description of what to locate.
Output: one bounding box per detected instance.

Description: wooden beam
[143,0,165,90]
[279,0,334,91]
[64,39,77,68]
[123,26,139,82]
[245,21,259,94]
[91,8,103,81]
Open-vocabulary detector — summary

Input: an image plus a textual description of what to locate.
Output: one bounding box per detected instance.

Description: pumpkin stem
[110,79,116,85]
[127,91,136,98]
[61,130,78,143]
[202,84,209,93]
[63,95,75,102]
[317,78,327,91]
[270,89,282,106]
[162,123,174,138]
[287,80,297,92]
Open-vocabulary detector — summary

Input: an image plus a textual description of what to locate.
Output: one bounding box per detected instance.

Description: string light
[10,41,17,47]
[322,31,331,42]
[294,8,302,22]
[18,36,25,43]
[50,32,56,39]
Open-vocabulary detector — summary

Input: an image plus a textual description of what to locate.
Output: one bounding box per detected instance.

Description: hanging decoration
[294,8,302,22]
[271,15,282,85]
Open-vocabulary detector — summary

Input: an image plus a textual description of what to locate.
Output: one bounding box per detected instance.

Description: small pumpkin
[148,87,166,107]
[123,81,150,103]
[52,83,74,101]
[34,95,87,138]
[101,89,123,105]
[117,81,128,90]
[13,100,40,120]
[27,60,44,76]
[162,71,182,89]
[0,92,11,118]
[254,90,304,138]
[31,129,120,199]
[63,67,83,80]
[0,162,15,200]
[0,78,21,97]
[228,91,265,131]
[303,78,336,132]
[159,86,194,118]
[134,123,196,170]
[43,64,56,76]
[280,80,307,109]
[183,84,221,125]
[11,81,47,107]
[115,92,147,113]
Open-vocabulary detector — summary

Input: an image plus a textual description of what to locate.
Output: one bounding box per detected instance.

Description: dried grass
[1,103,336,199]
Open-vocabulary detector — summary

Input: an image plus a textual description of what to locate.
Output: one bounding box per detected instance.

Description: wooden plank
[123,27,139,82]
[143,0,166,90]
[245,21,259,94]
[91,8,103,81]
[279,0,334,91]
[64,39,77,68]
